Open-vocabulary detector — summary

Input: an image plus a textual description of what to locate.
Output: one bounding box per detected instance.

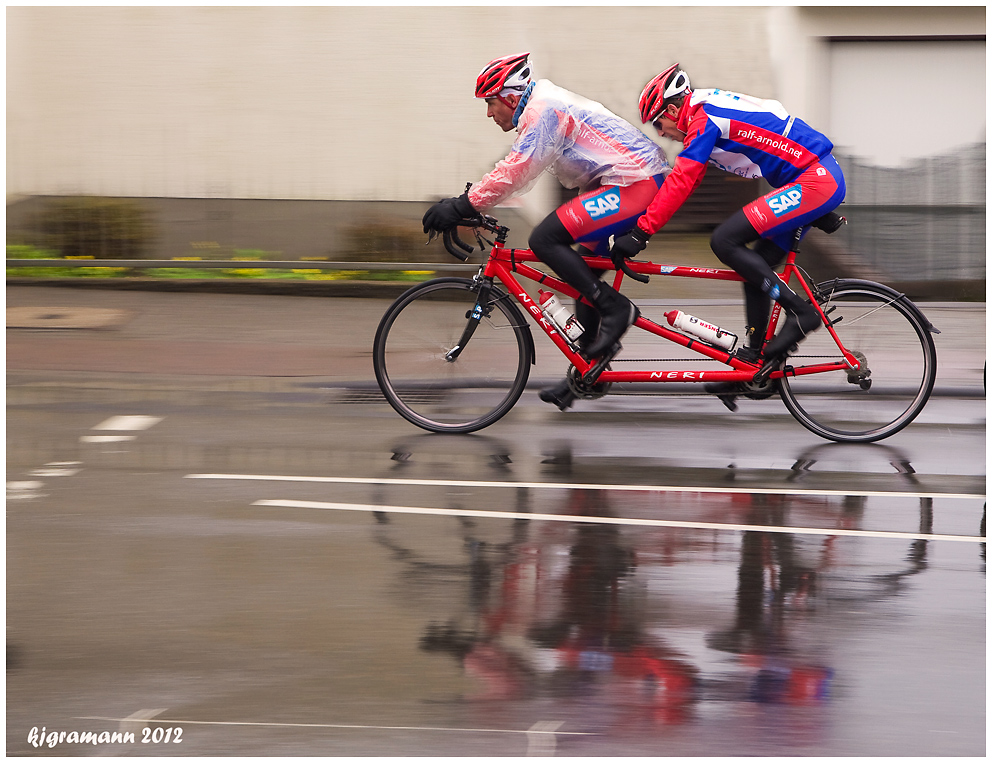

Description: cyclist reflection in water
[416,488,854,718]
[421,53,671,411]
[420,490,698,721]
[707,493,833,704]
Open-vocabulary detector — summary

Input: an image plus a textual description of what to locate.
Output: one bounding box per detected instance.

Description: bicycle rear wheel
[373,277,533,433]
[778,281,937,443]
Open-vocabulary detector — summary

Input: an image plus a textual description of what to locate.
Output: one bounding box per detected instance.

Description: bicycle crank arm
[752,358,785,385]
[581,342,621,385]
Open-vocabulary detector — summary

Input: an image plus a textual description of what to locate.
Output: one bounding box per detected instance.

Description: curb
[6,277,419,299]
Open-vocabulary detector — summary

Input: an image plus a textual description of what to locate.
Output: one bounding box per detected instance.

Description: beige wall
[6,5,772,218]
[7,6,984,217]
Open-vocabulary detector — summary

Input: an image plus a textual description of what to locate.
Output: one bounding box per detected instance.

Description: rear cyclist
[611,64,846,408]
[422,52,670,410]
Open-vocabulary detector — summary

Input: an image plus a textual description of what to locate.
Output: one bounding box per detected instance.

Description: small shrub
[28,196,155,260]
[343,219,444,263]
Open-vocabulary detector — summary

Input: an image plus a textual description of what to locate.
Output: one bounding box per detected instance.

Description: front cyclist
[422,53,670,411]
[611,64,846,408]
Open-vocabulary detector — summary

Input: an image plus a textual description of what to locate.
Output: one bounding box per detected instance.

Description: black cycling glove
[422,192,476,234]
[610,226,651,267]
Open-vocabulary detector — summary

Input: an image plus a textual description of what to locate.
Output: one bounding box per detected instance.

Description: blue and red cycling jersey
[636,88,842,237]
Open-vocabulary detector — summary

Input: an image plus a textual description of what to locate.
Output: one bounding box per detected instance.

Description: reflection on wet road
[7,380,985,757]
[239,476,983,756]
[6,287,986,757]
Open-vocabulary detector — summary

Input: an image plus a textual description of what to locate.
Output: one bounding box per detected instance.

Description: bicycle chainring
[740,377,777,400]
[566,364,612,400]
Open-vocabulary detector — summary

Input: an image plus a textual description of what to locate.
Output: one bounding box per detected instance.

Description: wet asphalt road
[6,287,986,756]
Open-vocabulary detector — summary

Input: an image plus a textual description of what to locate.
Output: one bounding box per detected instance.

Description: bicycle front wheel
[778,281,937,443]
[373,278,533,433]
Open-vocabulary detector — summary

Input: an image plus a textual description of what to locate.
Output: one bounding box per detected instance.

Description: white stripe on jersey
[693,88,791,120]
[710,147,765,180]
[709,115,732,139]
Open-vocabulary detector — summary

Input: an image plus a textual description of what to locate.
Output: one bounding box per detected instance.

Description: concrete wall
[9,6,984,205]
[7,5,776,223]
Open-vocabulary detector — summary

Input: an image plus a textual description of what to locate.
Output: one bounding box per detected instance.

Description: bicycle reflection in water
[369,479,943,726]
[412,490,698,724]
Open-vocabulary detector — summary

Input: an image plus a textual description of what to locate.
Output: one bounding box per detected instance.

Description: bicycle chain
[611,354,837,363]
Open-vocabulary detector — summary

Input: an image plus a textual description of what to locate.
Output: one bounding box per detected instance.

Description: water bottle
[539,290,585,343]
[665,310,738,352]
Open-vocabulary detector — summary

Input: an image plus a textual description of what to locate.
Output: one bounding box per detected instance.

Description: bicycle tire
[778,280,937,443]
[373,277,533,433]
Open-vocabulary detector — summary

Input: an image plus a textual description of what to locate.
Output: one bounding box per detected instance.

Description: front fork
[445,274,495,362]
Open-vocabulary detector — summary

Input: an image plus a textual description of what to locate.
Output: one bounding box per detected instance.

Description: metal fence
[833,143,986,282]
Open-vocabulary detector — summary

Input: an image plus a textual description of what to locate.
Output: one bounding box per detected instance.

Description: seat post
[791,226,805,255]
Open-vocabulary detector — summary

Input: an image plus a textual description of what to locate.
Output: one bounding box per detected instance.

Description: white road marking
[119,708,167,735]
[79,715,593,736]
[527,720,563,756]
[252,499,986,544]
[81,435,136,443]
[185,473,985,502]
[93,709,168,757]
[6,481,48,500]
[7,481,45,491]
[93,415,163,431]
[31,466,81,477]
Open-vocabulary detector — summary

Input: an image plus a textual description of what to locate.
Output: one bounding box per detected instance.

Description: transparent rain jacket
[468,79,670,211]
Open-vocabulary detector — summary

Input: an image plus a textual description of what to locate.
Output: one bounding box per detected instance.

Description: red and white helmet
[475,52,532,99]
[638,63,691,124]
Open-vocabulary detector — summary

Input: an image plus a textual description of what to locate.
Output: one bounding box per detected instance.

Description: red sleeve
[635,105,716,235]
[635,154,707,235]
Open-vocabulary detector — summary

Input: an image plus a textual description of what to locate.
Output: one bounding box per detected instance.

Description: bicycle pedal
[582,342,620,385]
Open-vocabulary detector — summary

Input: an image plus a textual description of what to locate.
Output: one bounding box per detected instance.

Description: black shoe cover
[585,286,640,359]
[703,381,741,412]
[539,378,576,411]
[762,305,821,360]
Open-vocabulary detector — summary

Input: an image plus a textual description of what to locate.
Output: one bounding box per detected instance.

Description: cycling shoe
[762,305,821,360]
[704,381,743,412]
[539,378,576,411]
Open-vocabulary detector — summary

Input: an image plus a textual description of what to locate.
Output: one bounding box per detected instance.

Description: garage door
[828,39,985,167]
[826,38,985,284]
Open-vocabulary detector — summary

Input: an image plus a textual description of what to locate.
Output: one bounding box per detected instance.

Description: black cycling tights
[710,209,794,347]
[528,211,603,299]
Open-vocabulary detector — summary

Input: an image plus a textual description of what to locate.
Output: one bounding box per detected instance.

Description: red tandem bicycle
[373,212,938,443]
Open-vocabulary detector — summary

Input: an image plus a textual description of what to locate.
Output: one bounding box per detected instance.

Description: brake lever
[472,228,492,253]
[427,213,494,261]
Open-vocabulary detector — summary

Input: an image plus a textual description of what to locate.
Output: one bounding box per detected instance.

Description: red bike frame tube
[483,240,863,382]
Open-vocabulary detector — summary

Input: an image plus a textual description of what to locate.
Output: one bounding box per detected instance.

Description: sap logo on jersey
[583,190,622,220]
[768,185,802,217]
